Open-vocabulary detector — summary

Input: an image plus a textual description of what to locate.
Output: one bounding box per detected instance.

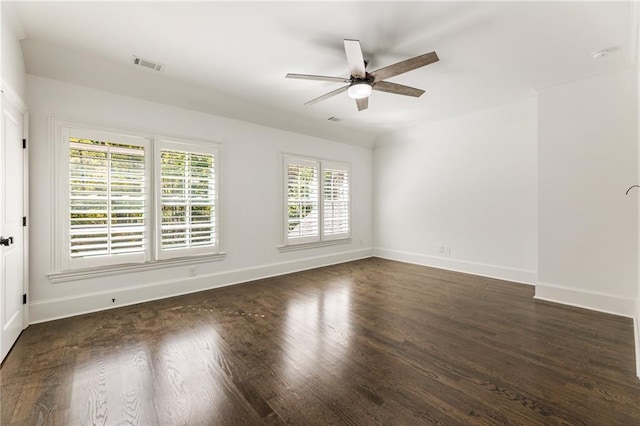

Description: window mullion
[319,163,324,241]
[149,137,156,262]
[106,146,112,256]
[186,152,191,249]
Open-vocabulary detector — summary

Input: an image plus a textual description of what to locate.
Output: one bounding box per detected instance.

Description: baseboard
[635,299,640,378]
[534,282,635,318]
[373,247,537,285]
[29,248,374,324]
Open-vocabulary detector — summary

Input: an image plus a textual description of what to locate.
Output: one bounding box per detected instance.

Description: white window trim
[49,116,225,281]
[47,252,226,283]
[277,237,352,253]
[62,127,152,270]
[279,153,351,251]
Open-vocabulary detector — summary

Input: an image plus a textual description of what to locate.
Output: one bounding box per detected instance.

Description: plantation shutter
[68,134,147,268]
[158,140,218,259]
[54,120,225,274]
[323,163,350,238]
[285,157,320,244]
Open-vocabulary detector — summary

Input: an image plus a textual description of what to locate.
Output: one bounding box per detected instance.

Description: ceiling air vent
[132,56,164,72]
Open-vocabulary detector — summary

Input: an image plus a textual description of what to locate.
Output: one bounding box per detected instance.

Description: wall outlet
[189,267,197,277]
[438,245,445,254]
[360,239,364,246]
[445,246,451,255]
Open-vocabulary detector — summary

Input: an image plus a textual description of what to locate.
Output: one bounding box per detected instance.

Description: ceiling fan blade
[356,97,368,111]
[304,85,349,106]
[371,51,439,82]
[344,39,366,78]
[373,81,425,97]
[286,73,351,83]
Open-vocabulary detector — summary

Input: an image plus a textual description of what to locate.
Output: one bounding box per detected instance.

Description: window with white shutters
[285,158,320,244]
[69,138,146,259]
[51,118,224,275]
[157,139,219,259]
[283,155,350,247]
[323,164,350,239]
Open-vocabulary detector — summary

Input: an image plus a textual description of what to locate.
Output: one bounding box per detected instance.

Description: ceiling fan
[286,39,439,111]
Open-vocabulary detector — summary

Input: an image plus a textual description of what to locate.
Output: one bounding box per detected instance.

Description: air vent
[132,56,164,72]
[328,117,341,122]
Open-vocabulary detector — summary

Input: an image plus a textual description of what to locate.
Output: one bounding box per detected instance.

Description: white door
[0,92,26,362]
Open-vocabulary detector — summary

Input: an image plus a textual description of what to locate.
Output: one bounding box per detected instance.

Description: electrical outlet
[360,239,364,246]
[445,246,451,255]
[438,245,445,254]
[189,267,197,277]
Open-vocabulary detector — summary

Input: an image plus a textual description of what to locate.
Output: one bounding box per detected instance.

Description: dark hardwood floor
[2,258,640,425]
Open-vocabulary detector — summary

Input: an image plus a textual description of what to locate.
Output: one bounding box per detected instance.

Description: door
[0,91,26,362]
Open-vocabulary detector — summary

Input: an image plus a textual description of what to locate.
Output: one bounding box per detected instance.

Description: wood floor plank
[2,258,640,425]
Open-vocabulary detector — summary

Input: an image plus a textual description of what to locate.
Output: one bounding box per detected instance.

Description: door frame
[1,79,29,330]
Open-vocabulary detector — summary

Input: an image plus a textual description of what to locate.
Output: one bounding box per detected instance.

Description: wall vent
[132,56,164,72]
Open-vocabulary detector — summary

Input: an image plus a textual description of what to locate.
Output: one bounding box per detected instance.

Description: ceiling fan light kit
[347,81,373,99]
[286,39,439,111]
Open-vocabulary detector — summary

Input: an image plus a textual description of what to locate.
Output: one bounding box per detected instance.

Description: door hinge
[22,139,26,149]
[23,216,26,227]
[23,294,27,305]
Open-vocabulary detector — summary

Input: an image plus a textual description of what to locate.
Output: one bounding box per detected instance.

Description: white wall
[636,66,640,377]
[27,75,373,323]
[636,63,640,377]
[373,98,538,284]
[536,68,638,317]
[1,3,26,99]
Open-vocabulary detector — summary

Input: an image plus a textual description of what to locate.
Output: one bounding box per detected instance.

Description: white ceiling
[9,1,637,147]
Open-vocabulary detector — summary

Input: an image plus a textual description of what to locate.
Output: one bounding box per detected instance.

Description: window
[70,137,147,260]
[283,155,350,247]
[286,158,319,243]
[51,118,223,275]
[156,139,218,259]
[323,165,350,237]
[64,128,150,270]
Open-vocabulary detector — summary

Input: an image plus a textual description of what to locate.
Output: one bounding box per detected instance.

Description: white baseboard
[373,247,537,285]
[635,299,640,379]
[534,282,635,318]
[29,248,374,324]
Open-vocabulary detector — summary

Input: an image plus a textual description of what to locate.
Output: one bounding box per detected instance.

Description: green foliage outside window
[287,164,317,232]
[161,150,215,248]
[69,137,145,257]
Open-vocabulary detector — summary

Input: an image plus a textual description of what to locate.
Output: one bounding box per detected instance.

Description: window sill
[48,252,227,283]
[278,238,352,253]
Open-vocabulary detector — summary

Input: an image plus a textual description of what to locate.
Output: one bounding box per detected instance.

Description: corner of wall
[534,282,636,318]
[1,2,27,100]
[373,248,537,285]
